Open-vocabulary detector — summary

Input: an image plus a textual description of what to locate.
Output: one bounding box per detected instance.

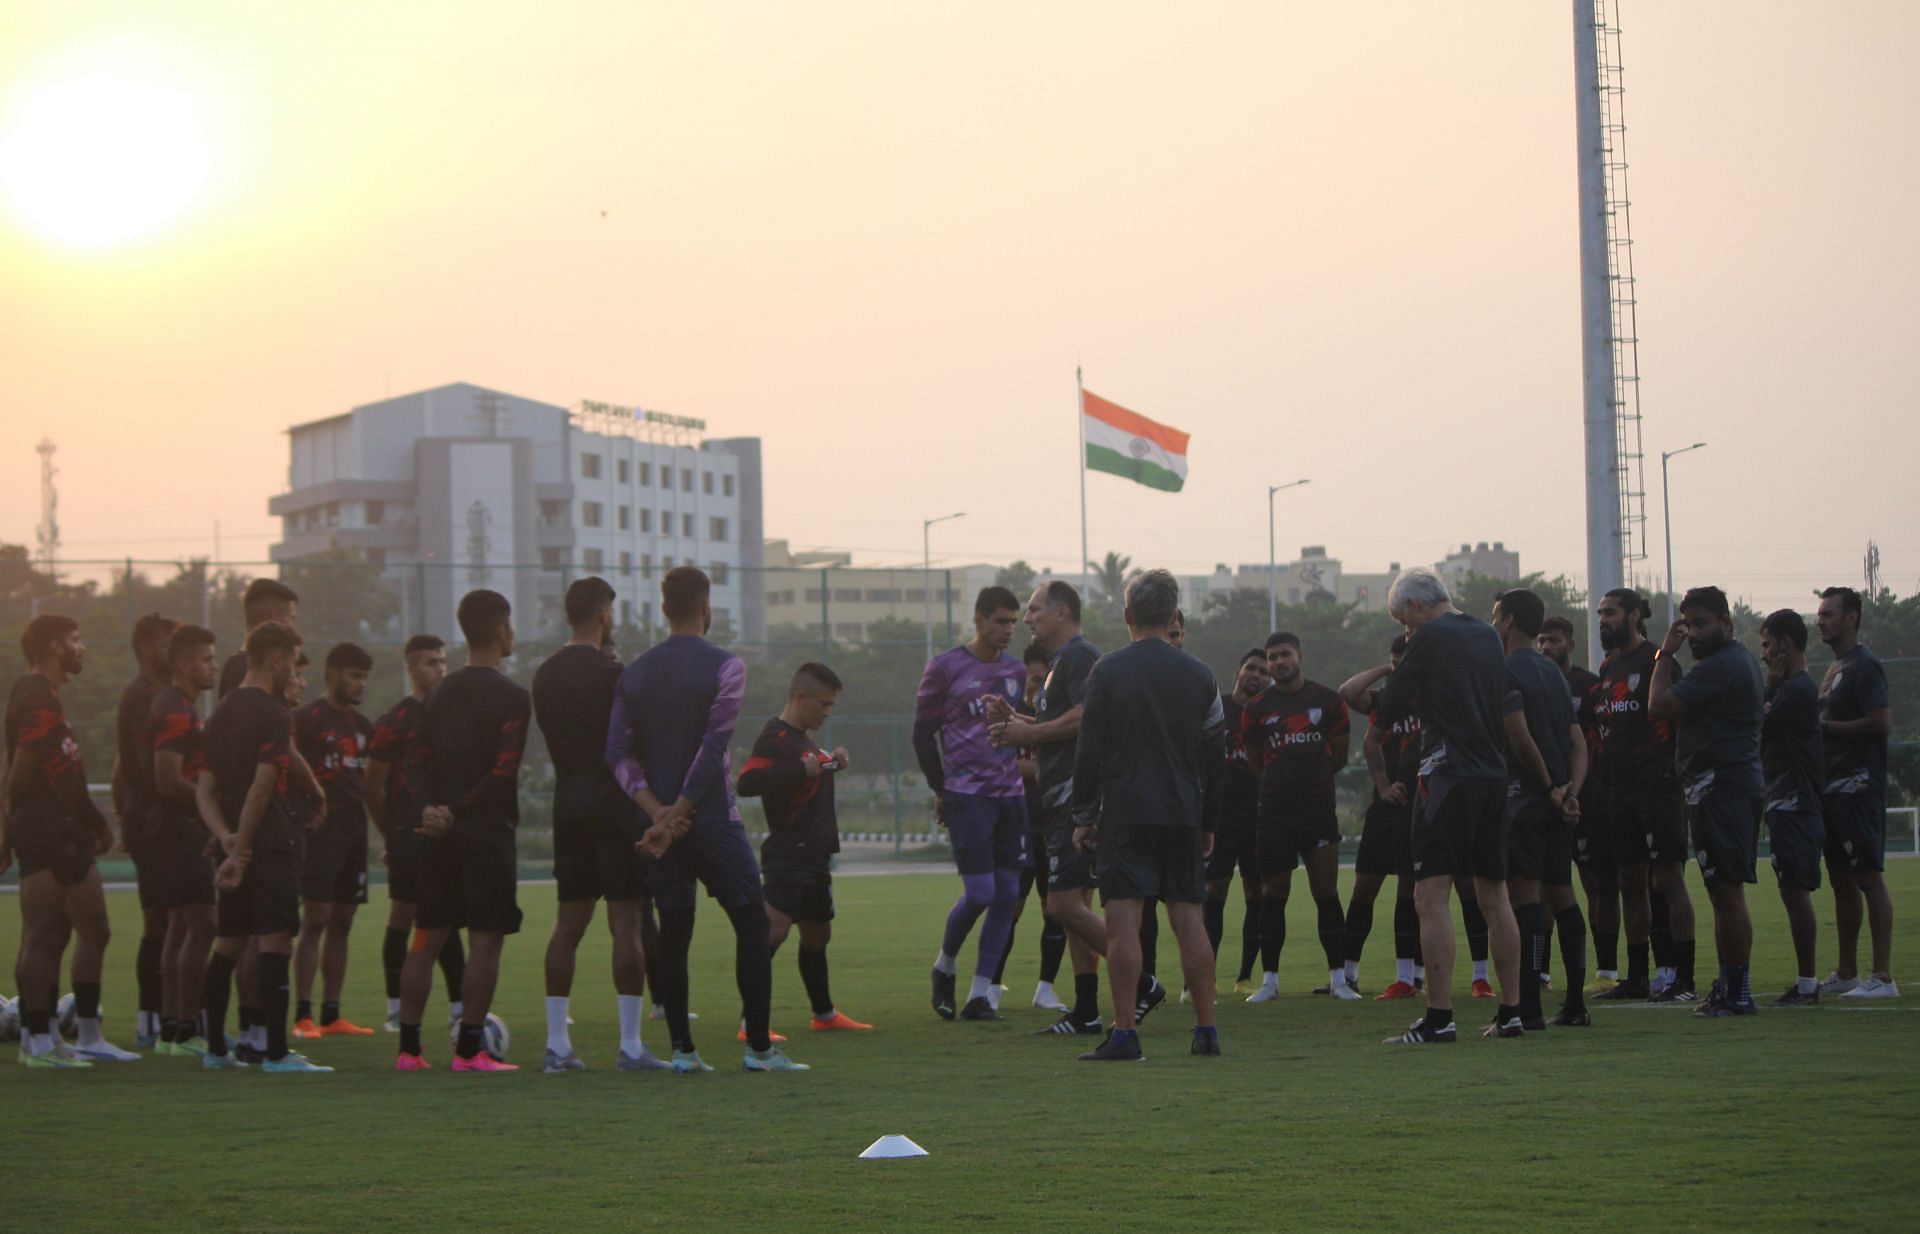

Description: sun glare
[0,39,224,254]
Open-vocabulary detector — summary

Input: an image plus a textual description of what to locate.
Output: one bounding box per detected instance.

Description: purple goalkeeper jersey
[912,645,1027,798]
[605,634,746,828]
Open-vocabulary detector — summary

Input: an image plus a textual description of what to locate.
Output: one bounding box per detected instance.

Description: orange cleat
[810,1012,874,1031]
[1373,981,1418,1001]
[291,1018,322,1040]
[1471,979,1495,1000]
[394,1053,432,1071]
[318,1018,376,1036]
[736,1028,789,1043]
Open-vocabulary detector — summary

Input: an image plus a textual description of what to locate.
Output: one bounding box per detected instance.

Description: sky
[1,0,1915,614]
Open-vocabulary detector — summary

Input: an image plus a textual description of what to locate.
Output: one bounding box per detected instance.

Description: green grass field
[4,863,1917,1233]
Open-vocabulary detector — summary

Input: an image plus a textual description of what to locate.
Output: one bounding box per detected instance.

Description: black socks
[798,945,834,1018]
[259,952,291,1062]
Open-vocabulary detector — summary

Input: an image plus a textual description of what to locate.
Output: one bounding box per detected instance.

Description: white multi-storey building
[271,382,765,642]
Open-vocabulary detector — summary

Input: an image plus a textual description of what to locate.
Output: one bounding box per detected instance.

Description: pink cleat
[451,1052,519,1073]
[394,1053,433,1072]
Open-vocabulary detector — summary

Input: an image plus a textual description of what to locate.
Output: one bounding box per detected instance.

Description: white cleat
[1031,983,1069,1012]
[1245,980,1280,1004]
[1329,981,1363,1002]
[1818,972,1861,996]
[73,1038,143,1062]
[1838,975,1900,1000]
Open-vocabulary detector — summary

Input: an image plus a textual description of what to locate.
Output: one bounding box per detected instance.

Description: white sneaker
[383,1014,401,1033]
[1329,980,1363,1003]
[1649,969,1674,997]
[1245,979,1280,1004]
[1839,975,1900,999]
[1819,972,1861,996]
[987,985,1004,1012]
[74,1037,142,1061]
[1031,983,1069,1012]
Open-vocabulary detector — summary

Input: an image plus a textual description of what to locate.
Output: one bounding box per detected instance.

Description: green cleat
[19,1047,93,1069]
[202,1051,249,1070]
[744,1046,810,1072]
[670,1050,713,1075]
[262,1052,334,1074]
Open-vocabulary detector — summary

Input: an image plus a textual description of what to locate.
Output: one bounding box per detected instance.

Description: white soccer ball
[54,993,104,1038]
[450,1012,509,1059]
[0,996,19,1042]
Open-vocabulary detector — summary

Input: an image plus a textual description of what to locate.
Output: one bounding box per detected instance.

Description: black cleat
[1593,980,1650,1002]
[1134,979,1168,1025]
[958,996,1001,1021]
[1033,1013,1103,1036]
[234,1043,266,1065]
[1077,1032,1143,1062]
[1650,982,1697,1005]
[1520,1016,1548,1033]
[1384,1018,1456,1044]
[1190,1030,1222,1056]
[1482,1015,1525,1039]
[931,968,956,1021]
[1772,985,1820,1007]
[1549,1005,1592,1027]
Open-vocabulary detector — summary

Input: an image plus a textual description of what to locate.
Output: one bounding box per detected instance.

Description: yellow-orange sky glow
[2,1,1915,612]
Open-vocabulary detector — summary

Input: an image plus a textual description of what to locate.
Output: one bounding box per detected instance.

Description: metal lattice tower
[1594,0,1650,586]
[35,438,59,576]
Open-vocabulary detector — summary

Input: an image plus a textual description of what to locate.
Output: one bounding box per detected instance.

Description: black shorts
[763,865,834,923]
[1689,796,1761,890]
[1822,792,1886,873]
[1765,808,1824,893]
[1257,812,1338,878]
[1041,800,1097,893]
[217,848,300,938]
[9,805,95,888]
[384,827,423,905]
[1505,789,1572,886]
[1609,786,1687,867]
[140,818,216,912]
[1412,775,1507,881]
[415,819,522,935]
[1355,798,1402,877]
[1570,785,1611,877]
[553,802,650,903]
[1205,810,1257,882]
[1096,824,1205,904]
[301,825,369,905]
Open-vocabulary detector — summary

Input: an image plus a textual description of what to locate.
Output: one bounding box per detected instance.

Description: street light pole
[923,511,966,663]
[1266,479,1311,631]
[1660,443,1707,626]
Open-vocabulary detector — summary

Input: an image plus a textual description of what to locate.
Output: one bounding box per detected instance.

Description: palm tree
[1087,551,1136,611]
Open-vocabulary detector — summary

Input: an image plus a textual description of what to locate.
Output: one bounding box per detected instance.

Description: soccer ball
[54,993,104,1038]
[449,1012,509,1060]
[0,996,19,1042]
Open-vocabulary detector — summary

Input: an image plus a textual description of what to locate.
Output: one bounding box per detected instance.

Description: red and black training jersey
[293,698,372,835]
[4,673,100,827]
[1368,706,1423,796]
[1588,640,1678,794]
[414,666,530,827]
[116,673,166,829]
[1241,680,1350,818]
[366,695,423,832]
[737,717,840,871]
[203,685,297,853]
[1219,693,1259,824]
[147,684,206,835]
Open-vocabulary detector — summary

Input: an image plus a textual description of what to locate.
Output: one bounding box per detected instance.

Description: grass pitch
[4,863,1916,1233]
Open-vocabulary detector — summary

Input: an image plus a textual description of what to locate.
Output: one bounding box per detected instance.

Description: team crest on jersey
[1627,673,1642,692]
[1004,678,1021,698]
[1308,708,1322,724]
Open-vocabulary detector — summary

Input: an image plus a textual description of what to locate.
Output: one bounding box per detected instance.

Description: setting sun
[0,37,223,254]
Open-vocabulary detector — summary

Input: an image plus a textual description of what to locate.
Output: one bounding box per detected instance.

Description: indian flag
[1082,389,1189,493]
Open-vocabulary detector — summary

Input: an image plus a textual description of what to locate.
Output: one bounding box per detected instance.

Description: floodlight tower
[35,438,59,577]
[1573,0,1650,667]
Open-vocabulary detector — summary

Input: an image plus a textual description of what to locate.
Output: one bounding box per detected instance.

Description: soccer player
[1070,571,1225,1061]
[1491,589,1588,1030]
[364,634,466,1032]
[112,610,178,1047]
[288,643,377,1038]
[394,590,530,1072]
[4,614,132,1066]
[219,579,299,699]
[998,642,1069,1011]
[196,620,332,1072]
[1206,650,1267,989]
[988,581,1110,1037]
[1813,586,1897,997]
[1240,631,1353,1003]
[1349,567,1522,1044]
[1588,588,1699,1003]
[606,567,806,1073]
[1649,587,1765,1017]
[532,577,667,1073]
[1340,635,1426,1001]
[1757,610,1825,1005]
[912,585,1032,1022]
[1538,615,1615,985]
[738,661,872,1033]
[145,624,221,1054]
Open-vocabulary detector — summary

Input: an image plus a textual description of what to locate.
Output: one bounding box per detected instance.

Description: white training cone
[859,1135,928,1160]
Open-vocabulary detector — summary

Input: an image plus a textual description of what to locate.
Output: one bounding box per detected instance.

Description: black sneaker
[931,968,956,1021]
[234,1042,266,1064]
[1033,1013,1103,1036]
[1520,1016,1548,1033]
[1726,995,1759,1016]
[1691,979,1729,1018]
[1384,1018,1456,1044]
[1310,983,1331,996]
[1482,1015,1525,1039]
[1593,980,1650,1002]
[958,996,1001,1021]
[1077,1032,1143,1062]
[1650,982,1697,1005]
[1772,985,1820,1007]
[1189,1030,1222,1056]
[1549,1004,1592,1027]
[1134,979,1168,1025]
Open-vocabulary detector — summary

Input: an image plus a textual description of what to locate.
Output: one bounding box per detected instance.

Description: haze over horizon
[3,2,1915,615]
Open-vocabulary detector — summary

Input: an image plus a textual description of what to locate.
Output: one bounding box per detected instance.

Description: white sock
[545,996,571,1054]
[1396,958,1415,984]
[1797,974,1818,994]
[387,997,401,1018]
[1343,960,1359,983]
[616,994,644,1057]
[137,1010,157,1037]
[933,951,958,976]
[1473,960,1489,982]
[1329,969,1345,992]
[249,1025,267,1050]
[77,1017,104,1046]
[987,984,1004,1011]
[1598,968,1618,980]
[28,1032,54,1057]
[1260,970,1278,990]
[1035,979,1055,997]
[1415,965,1426,982]
[448,1000,464,1022]
[968,974,993,1002]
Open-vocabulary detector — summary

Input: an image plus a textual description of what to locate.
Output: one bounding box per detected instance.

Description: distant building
[1438,541,1521,591]
[270,383,765,642]
[761,540,1004,645]
[1223,547,1402,612]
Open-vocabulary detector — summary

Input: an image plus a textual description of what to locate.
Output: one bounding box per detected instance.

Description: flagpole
[1077,366,1089,597]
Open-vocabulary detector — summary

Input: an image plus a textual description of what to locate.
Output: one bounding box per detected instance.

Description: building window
[711,562,730,585]
[541,547,564,570]
[715,607,731,628]
[539,500,567,526]
[834,623,864,640]
[702,471,714,495]
[620,599,631,626]
[834,588,861,603]
[905,588,925,602]
[640,508,652,533]
[324,501,340,528]
[709,516,729,542]
[365,500,385,526]
[582,453,601,480]
[583,501,603,528]
[620,550,632,573]
[639,461,652,486]
[663,556,674,568]
[864,588,901,603]
[618,506,630,531]
[583,548,604,571]
[681,468,693,492]
[617,458,629,484]
[641,553,653,576]
[682,513,694,537]
[804,589,824,603]
[723,475,735,498]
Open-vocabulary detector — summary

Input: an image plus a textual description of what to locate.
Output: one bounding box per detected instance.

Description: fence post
[819,567,831,658]
[944,568,954,648]
[124,557,135,631]
[890,722,902,855]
